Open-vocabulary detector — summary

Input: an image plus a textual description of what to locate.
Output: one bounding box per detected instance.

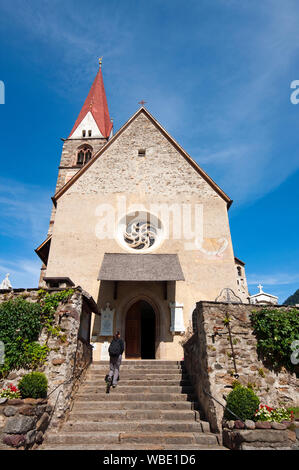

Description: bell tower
[36,59,113,284]
[49,58,113,235]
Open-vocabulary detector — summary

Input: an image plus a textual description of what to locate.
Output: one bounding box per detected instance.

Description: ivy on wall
[250,307,299,372]
[0,289,74,378]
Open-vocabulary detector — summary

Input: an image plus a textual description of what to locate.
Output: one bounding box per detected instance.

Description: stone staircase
[41,360,225,450]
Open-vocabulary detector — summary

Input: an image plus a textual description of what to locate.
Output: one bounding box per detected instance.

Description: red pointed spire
[68,60,113,139]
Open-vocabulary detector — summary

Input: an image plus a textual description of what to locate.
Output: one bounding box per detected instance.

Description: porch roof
[98,253,185,282]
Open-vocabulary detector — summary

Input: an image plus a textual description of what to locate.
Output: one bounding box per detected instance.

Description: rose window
[124,220,157,250]
[117,211,163,253]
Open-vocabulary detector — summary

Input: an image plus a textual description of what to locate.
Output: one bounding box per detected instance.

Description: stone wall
[54,138,108,199]
[183,301,299,433]
[66,112,218,198]
[0,287,98,448]
[0,398,53,449]
[223,427,298,450]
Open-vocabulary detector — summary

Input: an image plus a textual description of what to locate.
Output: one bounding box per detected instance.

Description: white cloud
[1,0,299,208]
[247,272,299,286]
[189,0,299,204]
[0,0,133,98]
[0,178,50,288]
[0,178,51,242]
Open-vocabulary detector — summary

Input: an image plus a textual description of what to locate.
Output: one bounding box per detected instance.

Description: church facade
[36,62,249,361]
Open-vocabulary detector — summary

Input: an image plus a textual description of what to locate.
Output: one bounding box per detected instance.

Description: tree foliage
[251,307,299,371]
[283,289,299,306]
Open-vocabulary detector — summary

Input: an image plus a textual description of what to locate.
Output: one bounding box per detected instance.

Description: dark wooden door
[125,302,141,358]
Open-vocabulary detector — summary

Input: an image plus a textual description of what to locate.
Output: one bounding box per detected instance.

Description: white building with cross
[250,284,278,305]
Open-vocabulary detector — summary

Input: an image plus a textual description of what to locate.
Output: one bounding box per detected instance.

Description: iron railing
[203,388,247,427]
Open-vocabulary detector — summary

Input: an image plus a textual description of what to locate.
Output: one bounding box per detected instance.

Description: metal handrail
[46,341,92,430]
[203,388,247,427]
[46,360,90,398]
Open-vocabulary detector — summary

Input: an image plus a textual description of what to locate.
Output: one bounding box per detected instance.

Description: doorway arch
[125,299,156,359]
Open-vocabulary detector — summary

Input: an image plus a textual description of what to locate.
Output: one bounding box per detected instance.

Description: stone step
[63,420,204,433]
[88,369,186,375]
[92,361,184,366]
[89,369,187,374]
[44,431,219,446]
[72,400,198,411]
[41,443,225,450]
[38,358,222,451]
[75,392,195,402]
[87,371,187,379]
[80,385,193,394]
[38,358,223,451]
[69,409,199,422]
[90,365,185,371]
[83,378,191,386]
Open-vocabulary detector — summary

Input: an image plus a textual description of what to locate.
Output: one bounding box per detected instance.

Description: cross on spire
[68,59,113,139]
[138,100,147,106]
[258,284,263,293]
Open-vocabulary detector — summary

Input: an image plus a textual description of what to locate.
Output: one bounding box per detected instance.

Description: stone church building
[36,62,249,361]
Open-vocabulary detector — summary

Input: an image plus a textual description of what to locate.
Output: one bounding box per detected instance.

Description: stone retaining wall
[223,422,298,450]
[0,287,98,448]
[0,398,53,449]
[183,301,299,434]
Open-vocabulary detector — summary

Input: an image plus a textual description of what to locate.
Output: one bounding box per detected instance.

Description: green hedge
[251,307,299,371]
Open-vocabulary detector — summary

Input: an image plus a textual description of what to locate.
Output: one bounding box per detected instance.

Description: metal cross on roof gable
[138,100,147,106]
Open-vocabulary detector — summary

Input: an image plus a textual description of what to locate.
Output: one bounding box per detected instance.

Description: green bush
[0,298,43,344]
[224,385,260,421]
[0,298,44,375]
[251,307,299,371]
[0,290,74,377]
[18,372,48,399]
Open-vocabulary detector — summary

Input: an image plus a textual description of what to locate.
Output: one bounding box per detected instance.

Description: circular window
[116,211,163,253]
[124,220,157,250]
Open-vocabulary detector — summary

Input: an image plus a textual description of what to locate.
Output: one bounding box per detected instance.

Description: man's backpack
[108,339,122,357]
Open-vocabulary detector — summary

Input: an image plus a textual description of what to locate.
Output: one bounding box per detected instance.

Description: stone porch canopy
[97,253,185,282]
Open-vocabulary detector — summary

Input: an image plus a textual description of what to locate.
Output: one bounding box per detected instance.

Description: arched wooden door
[125,300,156,359]
[125,302,141,358]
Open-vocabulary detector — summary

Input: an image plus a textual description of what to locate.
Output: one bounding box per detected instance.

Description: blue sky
[0,0,298,302]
